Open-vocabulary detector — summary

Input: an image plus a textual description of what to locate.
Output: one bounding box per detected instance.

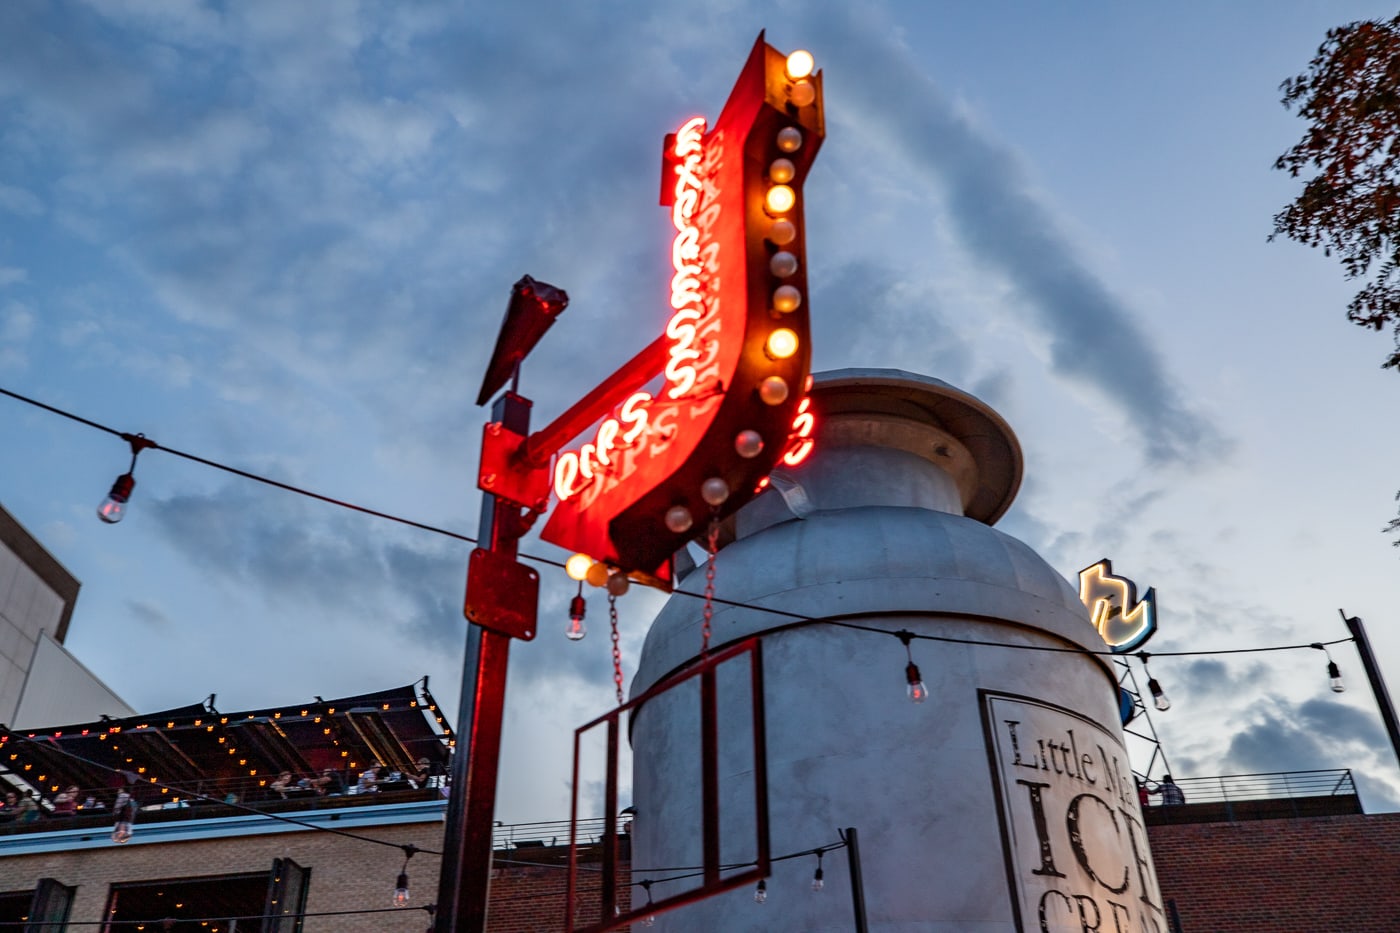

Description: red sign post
[437,33,825,932]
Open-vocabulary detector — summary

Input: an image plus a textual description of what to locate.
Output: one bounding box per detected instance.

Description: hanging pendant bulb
[1147,677,1170,711]
[98,433,157,525]
[905,662,929,704]
[1138,652,1170,711]
[98,474,135,524]
[566,584,587,641]
[393,846,417,906]
[811,851,825,892]
[1313,642,1345,693]
[754,879,767,904]
[897,630,928,704]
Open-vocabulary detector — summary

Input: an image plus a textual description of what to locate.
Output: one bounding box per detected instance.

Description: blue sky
[2,0,1399,821]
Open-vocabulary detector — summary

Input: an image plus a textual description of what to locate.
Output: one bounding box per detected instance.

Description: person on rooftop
[270,771,295,799]
[1148,774,1186,806]
[15,791,38,823]
[312,768,345,796]
[357,763,382,793]
[52,785,78,816]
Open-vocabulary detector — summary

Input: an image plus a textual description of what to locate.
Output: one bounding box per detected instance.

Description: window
[102,860,310,933]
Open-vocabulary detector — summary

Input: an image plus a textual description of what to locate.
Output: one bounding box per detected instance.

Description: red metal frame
[565,638,770,933]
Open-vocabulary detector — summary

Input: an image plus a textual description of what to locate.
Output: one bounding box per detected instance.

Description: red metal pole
[436,391,531,932]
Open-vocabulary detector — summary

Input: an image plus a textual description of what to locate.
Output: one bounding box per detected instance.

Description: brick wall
[1147,812,1400,932]
[486,856,631,933]
[2,820,444,932]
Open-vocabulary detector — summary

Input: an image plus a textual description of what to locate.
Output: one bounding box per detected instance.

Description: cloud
[0,184,43,217]
[1,302,34,341]
[143,483,469,651]
[1223,695,1388,775]
[1173,658,1270,700]
[803,6,1226,467]
[127,599,173,631]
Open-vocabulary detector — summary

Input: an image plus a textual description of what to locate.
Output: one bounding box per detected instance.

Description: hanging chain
[701,515,720,656]
[610,593,624,705]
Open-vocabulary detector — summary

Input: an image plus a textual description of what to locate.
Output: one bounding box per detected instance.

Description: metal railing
[492,818,614,850]
[1143,769,1361,824]
[1162,769,1355,805]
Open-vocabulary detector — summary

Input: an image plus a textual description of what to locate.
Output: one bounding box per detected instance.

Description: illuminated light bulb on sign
[772,285,802,313]
[701,477,730,506]
[789,80,816,108]
[769,219,797,246]
[665,505,694,533]
[764,184,796,215]
[770,251,798,277]
[786,49,815,80]
[585,562,611,588]
[759,376,790,405]
[766,328,799,359]
[735,430,764,459]
[565,553,593,581]
[768,158,795,184]
[776,126,803,152]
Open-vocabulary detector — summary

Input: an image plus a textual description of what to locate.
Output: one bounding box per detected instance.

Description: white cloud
[0,184,43,217]
[1,302,35,341]
[0,267,27,288]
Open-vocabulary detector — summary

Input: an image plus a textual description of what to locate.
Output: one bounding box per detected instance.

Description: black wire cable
[0,384,1361,662]
[630,840,846,888]
[0,903,436,927]
[0,727,442,856]
[0,385,474,544]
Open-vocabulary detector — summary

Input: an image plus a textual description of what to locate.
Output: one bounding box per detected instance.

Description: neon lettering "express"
[554,392,652,501]
[665,116,708,399]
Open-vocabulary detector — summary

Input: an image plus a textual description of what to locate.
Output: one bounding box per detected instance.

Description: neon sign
[781,396,816,467]
[553,392,653,502]
[1078,559,1157,652]
[666,116,708,400]
[491,34,827,583]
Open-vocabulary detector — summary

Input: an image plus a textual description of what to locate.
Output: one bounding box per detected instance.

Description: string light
[98,433,155,524]
[753,879,767,904]
[1311,643,1346,693]
[393,845,417,907]
[1137,652,1171,711]
[810,850,825,892]
[0,385,1361,677]
[566,582,587,641]
[897,631,928,704]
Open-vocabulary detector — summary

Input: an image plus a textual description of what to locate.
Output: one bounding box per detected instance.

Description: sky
[2,0,1400,823]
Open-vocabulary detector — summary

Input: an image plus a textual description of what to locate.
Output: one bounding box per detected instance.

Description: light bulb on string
[898,631,928,704]
[811,850,825,892]
[754,879,767,904]
[639,880,656,926]
[97,433,156,524]
[393,845,417,907]
[1138,652,1170,711]
[566,582,587,641]
[1311,643,1345,693]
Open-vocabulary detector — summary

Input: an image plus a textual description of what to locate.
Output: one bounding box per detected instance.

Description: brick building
[1144,771,1400,933]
